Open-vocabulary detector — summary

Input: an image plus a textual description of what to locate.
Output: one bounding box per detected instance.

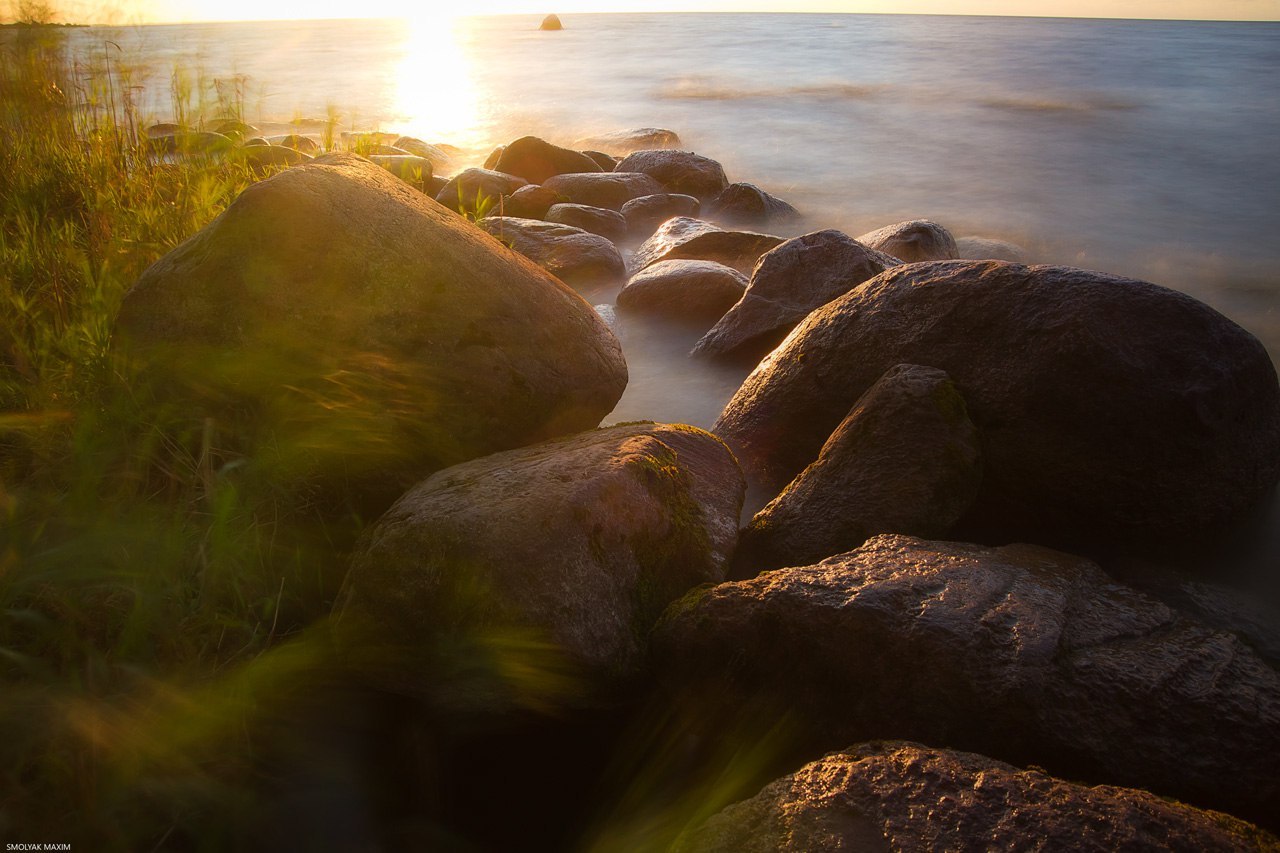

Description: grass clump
[1,23,360,849]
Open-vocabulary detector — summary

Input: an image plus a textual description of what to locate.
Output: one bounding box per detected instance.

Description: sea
[58,13,1280,581]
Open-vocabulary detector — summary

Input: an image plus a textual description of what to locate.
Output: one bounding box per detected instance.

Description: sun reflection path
[390,16,487,153]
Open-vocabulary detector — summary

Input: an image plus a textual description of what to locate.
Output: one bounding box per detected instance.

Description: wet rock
[616,260,748,327]
[542,172,666,211]
[115,153,626,501]
[435,168,528,217]
[692,230,898,364]
[856,219,958,262]
[582,150,619,171]
[240,144,312,174]
[621,193,701,241]
[392,136,453,169]
[540,13,563,30]
[615,150,730,202]
[629,217,784,276]
[735,365,981,575]
[497,184,566,220]
[477,216,626,290]
[492,135,603,185]
[366,154,433,191]
[674,741,1276,853]
[652,534,1280,824]
[574,127,683,155]
[340,422,744,711]
[715,261,1280,558]
[268,134,320,154]
[955,235,1027,262]
[705,182,799,228]
[546,203,629,244]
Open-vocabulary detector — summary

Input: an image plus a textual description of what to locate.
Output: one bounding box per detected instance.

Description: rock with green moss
[674,741,1277,852]
[734,364,980,576]
[339,422,744,713]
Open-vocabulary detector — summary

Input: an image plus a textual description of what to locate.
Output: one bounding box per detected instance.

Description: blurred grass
[0,22,361,848]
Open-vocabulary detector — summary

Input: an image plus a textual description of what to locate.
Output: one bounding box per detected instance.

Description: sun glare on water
[389,15,486,152]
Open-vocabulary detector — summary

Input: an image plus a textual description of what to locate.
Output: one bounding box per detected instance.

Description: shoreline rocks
[629,217,785,276]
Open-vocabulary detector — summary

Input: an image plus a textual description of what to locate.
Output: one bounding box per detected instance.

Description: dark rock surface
[435,167,528,217]
[115,153,627,499]
[241,144,312,174]
[621,193,701,241]
[705,182,799,228]
[715,261,1280,558]
[692,230,898,364]
[542,172,666,211]
[674,741,1276,853]
[546,203,629,244]
[615,150,730,202]
[616,260,748,327]
[340,422,745,711]
[492,135,603,185]
[581,150,619,171]
[497,184,566,220]
[477,216,626,289]
[652,534,1280,825]
[857,219,958,262]
[629,217,784,276]
[736,365,981,574]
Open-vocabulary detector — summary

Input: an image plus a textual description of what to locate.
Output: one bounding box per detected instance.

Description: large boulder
[856,219,957,262]
[692,230,899,364]
[542,172,666,212]
[115,153,627,499]
[616,260,748,327]
[496,184,565,220]
[615,150,730,202]
[477,216,625,289]
[735,365,981,575]
[674,742,1276,853]
[574,128,682,155]
[629,217,784,277]
[492,135,603,185]
[705,182,799,228]
[545,203,628,244]
[434,167,528,216]
[715,261,1280,559]
[621,193,701,241]
[339,423,745,711]
[652,535,1280,824]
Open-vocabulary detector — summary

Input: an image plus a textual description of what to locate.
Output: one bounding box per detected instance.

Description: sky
[21,0,1280,24]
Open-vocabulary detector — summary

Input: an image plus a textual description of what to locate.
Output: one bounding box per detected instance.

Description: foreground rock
[653,535,1280,824]
[705,182,799,228]
[616,260,748,327]
[542,172,666,211]
[546,203,628,244]
[116,153,627,498]
[615,150,730,202]
[478,216,625,289]
[629,217,785,276]
[492,136,603,185]
[857,219,958,262]
[340,423,744,711]
[735,365,981,575]
[715,261,1280,558]
[575,127,682,154]
[692,230,898,363]
[621,193,701,241]
[435,167,528,216]
[674,742,1276,853]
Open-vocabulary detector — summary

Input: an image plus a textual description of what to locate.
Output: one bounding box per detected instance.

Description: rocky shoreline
[124,124,1280,849]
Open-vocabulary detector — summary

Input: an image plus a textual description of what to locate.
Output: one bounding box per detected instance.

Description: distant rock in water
[954,234,1028,262]
[575,127,682,154]
[706,182,799,228]
[540,14,563,30]
[857,219,957,262]
[629,217,784,276]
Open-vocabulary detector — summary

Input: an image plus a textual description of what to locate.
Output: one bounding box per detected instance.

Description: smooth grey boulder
[692,230,899,364]
[542,172,666,211]
[616,260,748,327]
[340,423,745,711]
[492,135,603,185]
[435,167,528,217]
[955,235,1027,262]
[546,203,629,244]
[653,535,1280,825]
[615,150,730,202]
[735,365,981,575]
[715,261,1280,558]
[575,127,682,155]
[477,216,626,289]
[705,182,799,228]
[621,193,701,241]
[629,217,784,276]
[857,219,958,262]
[115,154,627,498]
[674,741,1276,853]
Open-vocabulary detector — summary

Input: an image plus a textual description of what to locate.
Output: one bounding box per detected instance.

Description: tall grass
[1,24,357,848]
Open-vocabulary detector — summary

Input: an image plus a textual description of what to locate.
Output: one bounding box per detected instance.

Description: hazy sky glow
[18,0,1280,24]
